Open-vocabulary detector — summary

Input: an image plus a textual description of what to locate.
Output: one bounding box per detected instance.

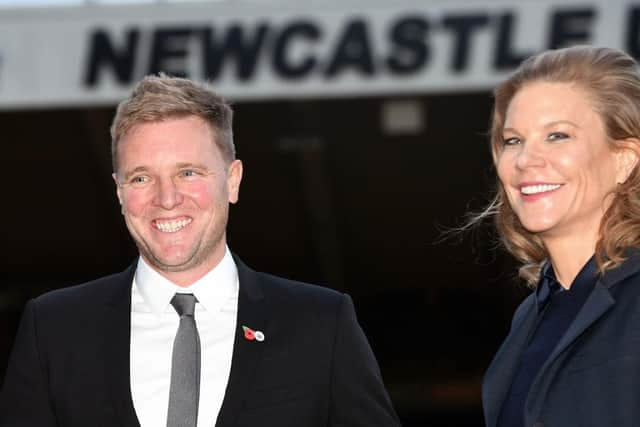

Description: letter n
[84,28,139,86]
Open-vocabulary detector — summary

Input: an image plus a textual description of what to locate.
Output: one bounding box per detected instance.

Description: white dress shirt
[130,248,239,427]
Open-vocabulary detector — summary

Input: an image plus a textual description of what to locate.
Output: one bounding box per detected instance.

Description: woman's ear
[615,138,640,184]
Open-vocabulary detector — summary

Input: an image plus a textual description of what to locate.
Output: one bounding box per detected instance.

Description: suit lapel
[538,281,614,370]
[540,250,640,364]
[482,297,538,427]
[216,256,269,427]
[102,264,141,427]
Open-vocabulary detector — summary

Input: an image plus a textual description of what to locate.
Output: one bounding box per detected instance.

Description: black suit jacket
[0,257,400,427]
[482,250,640,427]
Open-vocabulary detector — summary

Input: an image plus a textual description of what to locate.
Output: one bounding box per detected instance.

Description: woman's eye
[547,132,569,141]
[502,137,521,146]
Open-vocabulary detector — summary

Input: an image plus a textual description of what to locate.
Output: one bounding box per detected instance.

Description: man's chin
[155,257,198,273]
[141,251,199,273]
[136,237,224,277]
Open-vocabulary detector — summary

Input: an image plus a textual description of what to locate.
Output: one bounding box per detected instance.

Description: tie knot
[171,293,197,317]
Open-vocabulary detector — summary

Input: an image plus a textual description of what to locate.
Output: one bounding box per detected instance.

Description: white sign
[0,0,639,109]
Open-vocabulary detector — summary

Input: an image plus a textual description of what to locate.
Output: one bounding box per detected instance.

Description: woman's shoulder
[509,293,537,330]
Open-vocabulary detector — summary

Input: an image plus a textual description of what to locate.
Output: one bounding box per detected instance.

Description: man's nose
[154,177,183,209]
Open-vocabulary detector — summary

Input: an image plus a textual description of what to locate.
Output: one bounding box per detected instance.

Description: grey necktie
[167,293,200,427]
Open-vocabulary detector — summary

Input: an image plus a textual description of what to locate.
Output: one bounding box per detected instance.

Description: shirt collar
[535,255,598,312]
[133,246,239,318]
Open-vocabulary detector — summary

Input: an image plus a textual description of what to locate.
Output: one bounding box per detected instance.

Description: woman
[481,45,640,427]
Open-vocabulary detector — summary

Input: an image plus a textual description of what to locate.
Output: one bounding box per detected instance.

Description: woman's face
[496,82,628,242]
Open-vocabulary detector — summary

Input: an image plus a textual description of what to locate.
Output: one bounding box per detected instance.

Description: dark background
[0,92,530,426]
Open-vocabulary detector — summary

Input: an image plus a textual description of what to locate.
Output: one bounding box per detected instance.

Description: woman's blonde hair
[486,46,640,286]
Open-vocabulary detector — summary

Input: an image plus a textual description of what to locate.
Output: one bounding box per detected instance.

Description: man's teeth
[155,218,192,233]
[521,184,561,195]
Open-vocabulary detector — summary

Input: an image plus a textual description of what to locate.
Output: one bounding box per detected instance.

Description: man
[0,75,400,427]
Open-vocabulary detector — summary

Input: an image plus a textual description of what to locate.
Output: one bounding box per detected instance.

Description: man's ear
[227,160,243,204]
[112,173,124,207]
[615,139,640,185]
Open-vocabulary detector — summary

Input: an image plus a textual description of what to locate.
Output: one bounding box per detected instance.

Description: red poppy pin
[242,325,265,342]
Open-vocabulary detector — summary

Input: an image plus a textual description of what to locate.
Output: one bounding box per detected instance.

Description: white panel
[0,0,637,109]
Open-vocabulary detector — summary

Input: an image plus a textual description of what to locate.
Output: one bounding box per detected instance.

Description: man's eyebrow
[176,162,218,173]
[121,166,149,180]
[119,163,214,181]
[175,162,210,170]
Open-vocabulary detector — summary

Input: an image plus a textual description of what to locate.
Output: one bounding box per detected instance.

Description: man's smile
[152,217,193,233]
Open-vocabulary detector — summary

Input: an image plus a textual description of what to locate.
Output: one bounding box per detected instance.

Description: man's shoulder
[32,264,135,309]
[247,268,349,317]
[255,270,344,300]
[245,270,360,340]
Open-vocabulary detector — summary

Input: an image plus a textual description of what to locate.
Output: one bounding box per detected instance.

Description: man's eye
[180,170,199,178]
[547,132,569,141]
[129,176,149,185]
[502,137,521,146]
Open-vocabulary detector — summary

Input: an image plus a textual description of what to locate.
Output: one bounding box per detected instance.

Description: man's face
[114,116,242,285]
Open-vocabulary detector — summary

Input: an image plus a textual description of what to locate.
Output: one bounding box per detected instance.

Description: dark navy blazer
[483,250,640,427]
[0,256,400,427]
